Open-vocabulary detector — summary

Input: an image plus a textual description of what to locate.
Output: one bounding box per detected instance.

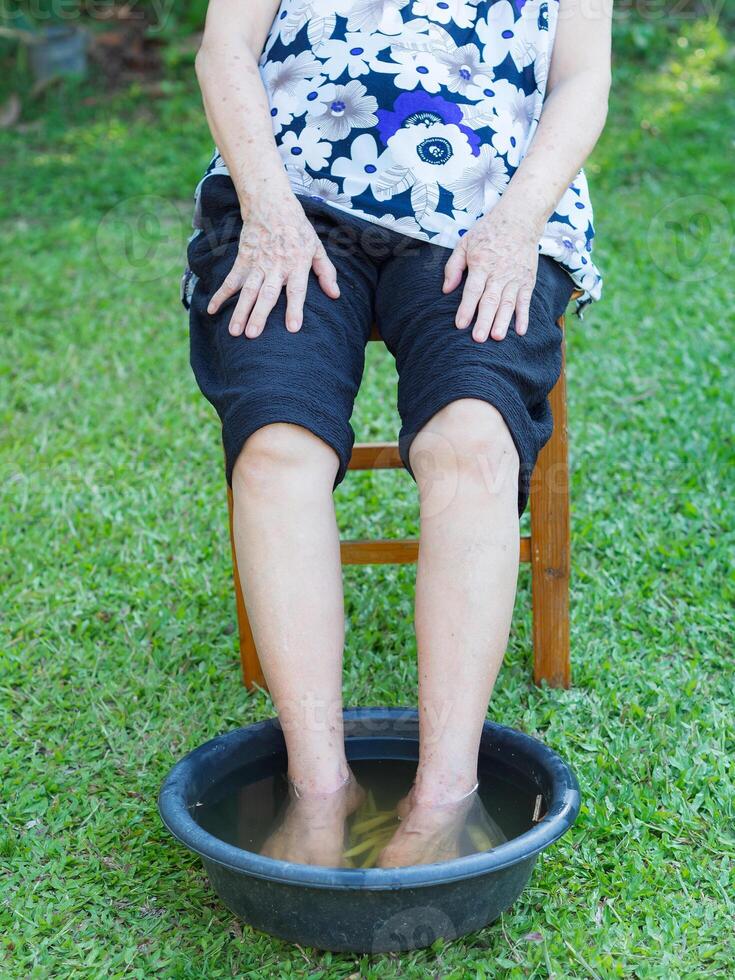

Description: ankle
[286,760,352,797]
[288,770,353,800]
[412,767,479,807]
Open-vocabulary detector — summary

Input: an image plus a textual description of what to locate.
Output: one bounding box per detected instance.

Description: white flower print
[306,177,353,205]
[261,52,323,134]
[288,75,332,121]
[371,45,449,93]
[540,220,601,300]
[278,0,316,46]
[266,99,295,137]
[372,211,425,236]
[335,0,410,35]
[434,42,494,99]
[421,206,476,243]
[490,91,536,165]
[261,51,322,95]
[459,76,524,128]
[315,32,387,79]
[387,120,476,189]
[388,19,453,58]
[490,118,526,168]
[475,1,536,72]
[285,166,352,205]
[502,86,536,130]
[260,2,308,58]
[551,178,594,223]
[447,144,509,213]
[284,162,313,195]
[306,12,338,48]
[278,126,333,170]
[539,220,589,267]
[331,133,393,196]
[412,0,478,30]
[307,80,379,140]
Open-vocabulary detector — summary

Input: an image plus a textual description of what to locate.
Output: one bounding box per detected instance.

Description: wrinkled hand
[443,208,543,342]
[207,196,339,338]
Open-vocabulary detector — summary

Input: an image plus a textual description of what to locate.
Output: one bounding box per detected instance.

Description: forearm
[195,40,293,217]
[496,71,610,235]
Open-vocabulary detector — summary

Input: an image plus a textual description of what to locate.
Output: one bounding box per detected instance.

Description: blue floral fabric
[191,0,603,313]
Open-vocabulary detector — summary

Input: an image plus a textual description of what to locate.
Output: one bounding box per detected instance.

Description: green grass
[2,19,734,979]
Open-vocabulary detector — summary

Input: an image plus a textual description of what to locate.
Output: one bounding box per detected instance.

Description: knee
[410,399,519,493]
[232,423,339,495]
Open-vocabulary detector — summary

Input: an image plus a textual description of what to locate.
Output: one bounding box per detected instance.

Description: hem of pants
[221,398,354,492]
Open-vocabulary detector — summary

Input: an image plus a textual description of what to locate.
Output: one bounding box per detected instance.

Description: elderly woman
[183,0,610,867]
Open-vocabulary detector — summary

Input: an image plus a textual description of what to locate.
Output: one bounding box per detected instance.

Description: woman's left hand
[443,207,544,342]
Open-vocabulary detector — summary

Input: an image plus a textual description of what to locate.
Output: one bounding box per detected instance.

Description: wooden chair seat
[227,291,583,691]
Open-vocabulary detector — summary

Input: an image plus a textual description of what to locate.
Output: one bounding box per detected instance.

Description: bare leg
[231,423,362,863]
[379,399,519,867]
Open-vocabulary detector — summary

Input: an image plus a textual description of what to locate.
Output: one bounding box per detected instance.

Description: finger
[443,244,467,293]
[285,268,309,332]
[244,275,284,338]
[514,288,533,336]
[228,270,263,337]
[208,267,246,316]
[489,283,519,341]
[312,243,340,299]
[456,268,489,329]
[472,284,504,342]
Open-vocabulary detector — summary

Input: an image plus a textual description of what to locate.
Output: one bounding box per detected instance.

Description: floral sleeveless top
[190,0,603,313]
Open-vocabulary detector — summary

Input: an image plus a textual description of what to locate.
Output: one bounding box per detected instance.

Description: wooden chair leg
[227,486,266,690]
[529,315,571,688]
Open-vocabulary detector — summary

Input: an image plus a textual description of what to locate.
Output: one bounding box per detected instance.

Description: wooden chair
[226,291,582,692]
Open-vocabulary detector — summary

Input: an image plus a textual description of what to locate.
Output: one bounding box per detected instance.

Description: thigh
[188,177,377,487]
[375,246,575,514]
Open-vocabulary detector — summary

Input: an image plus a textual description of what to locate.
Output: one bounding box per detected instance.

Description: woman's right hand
[207,195,340,338]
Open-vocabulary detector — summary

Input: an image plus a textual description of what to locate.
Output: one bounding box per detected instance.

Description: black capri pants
[186,176,576,516]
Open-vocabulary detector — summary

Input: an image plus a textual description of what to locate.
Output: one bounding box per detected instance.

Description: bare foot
[377,790,506,868]
[260,770,365,867]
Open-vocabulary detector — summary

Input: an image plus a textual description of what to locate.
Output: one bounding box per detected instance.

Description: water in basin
[192,757,541,868]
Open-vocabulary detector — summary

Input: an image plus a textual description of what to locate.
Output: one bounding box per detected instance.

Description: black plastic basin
[158,707,580,953]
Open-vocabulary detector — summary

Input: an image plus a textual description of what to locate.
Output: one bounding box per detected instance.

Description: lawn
[1,18,734,979]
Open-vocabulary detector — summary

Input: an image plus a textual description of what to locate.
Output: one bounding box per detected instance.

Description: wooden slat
[529,315,571,688]
[341,539,419,564]
[340,536,531,565]
[348,442,403,470]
